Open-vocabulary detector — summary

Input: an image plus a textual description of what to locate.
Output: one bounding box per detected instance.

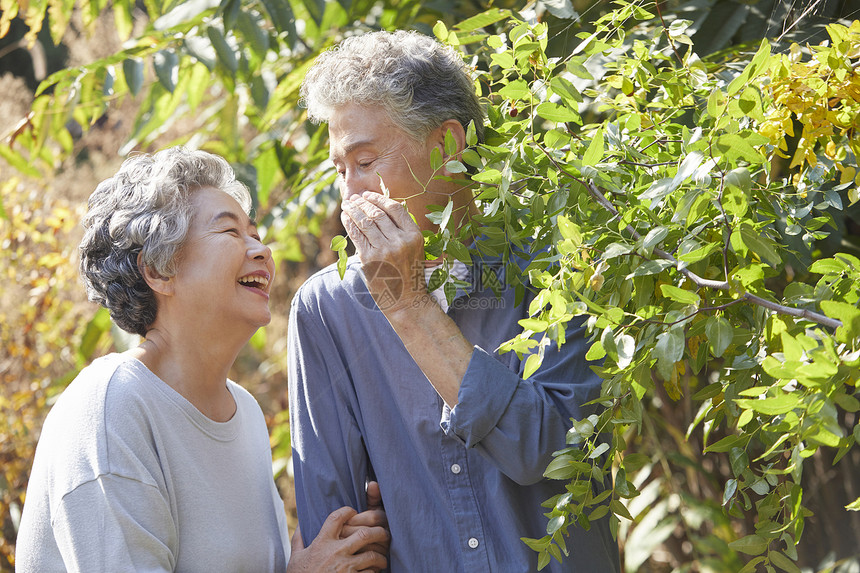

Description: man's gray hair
[300,30,484,144]
[79,146,252,337]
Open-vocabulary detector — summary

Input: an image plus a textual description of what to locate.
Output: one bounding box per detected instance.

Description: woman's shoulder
[29,354,152,490]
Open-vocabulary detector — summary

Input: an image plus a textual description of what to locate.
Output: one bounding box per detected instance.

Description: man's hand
[287,506,389,573]
[342,481,389,559]
[341,191,473,407]
[340,192,428,315]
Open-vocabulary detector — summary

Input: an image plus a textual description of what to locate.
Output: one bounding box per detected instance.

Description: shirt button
[468,537,479,549]
[451,463,461,474]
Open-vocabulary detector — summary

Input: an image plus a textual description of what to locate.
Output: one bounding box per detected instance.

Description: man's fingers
[318,506,358,539]
[342,525,390,555]
[344,196,400,236]
[360,191,416,230]
[353,549,388,572]
[341,198,392,245]
[341,210,373,256]
[366,481,383,510]
[354,550,388,572]
[290,525,305,553]
[344,509,387,530]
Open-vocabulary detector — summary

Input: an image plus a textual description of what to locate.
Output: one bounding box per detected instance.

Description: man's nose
[340,171,370,200]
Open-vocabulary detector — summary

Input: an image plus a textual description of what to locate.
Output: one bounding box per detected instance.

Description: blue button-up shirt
[288,253,620,572]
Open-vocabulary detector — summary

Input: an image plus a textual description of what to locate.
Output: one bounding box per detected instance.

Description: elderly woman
[16,147,388,572]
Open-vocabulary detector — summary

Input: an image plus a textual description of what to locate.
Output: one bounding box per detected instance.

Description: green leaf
[736,224,782,267]
[654,329,684,379]
[609,499,633,520]
[660,284,699,305]
[523,353,543,379]
[544,454,589,479]
[716,132,766,163]
[723,478,738,506]
[725,166,752,192]
[809,258,847,275]
[535,102,580,123]
[705,315,734,357]
[588,442,609,459]
[708,88,727,118]
[568,418,595,444]
[550,76,582,105]
[557,215,582,245]
[582,127,604,167]
[627,259,673,278]
[723,182,749,219]
[331,235,348,279]
[728,534,769,555]
[0,145,41,178]
[673,151,703,186]
[546,515,565,534]
[260,0,296,37]
[153,49,179,92]
[735,393,801,416]
[846,497,860,511]
[498,79,531,101]
[768,550,801,573]
[123,57,145,96]
[641,226,668,250]
[453,7,511,32]
[337,250,347,280]
[330,235,347,252]
[705,435,742,453]
[819,300,859,342]
[207,25,238,73]
[77,307,112,361]
[520,318,548,332]
[677,242,720,264]
[521,536,550,552]
[445,239,471,264]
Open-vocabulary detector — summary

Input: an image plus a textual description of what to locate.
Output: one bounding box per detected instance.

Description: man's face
[329,104,452,232]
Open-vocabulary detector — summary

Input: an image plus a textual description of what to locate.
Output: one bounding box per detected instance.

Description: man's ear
[434,119,467,177]
[138,252,174,296]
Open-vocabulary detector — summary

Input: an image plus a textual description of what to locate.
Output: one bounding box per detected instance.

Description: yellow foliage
[0,176,94,568]
[763,23,860,172]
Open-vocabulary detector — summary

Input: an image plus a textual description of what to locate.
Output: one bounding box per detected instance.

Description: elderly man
[288,30,620,572]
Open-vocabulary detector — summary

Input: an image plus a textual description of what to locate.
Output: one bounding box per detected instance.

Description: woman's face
[168,186,275,330]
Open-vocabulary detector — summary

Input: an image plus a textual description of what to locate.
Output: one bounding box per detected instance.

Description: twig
[654,0,685,66]
[618,159,677,168]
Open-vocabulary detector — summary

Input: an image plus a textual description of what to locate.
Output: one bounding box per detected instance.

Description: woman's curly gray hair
[300,30,484,144]
[79,146,252,337]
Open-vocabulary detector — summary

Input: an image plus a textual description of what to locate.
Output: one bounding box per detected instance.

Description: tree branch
[531,140,843,330]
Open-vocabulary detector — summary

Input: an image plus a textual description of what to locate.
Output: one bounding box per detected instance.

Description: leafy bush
[428,8,860,571]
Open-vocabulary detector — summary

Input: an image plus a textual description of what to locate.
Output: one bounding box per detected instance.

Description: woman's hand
[287,506,389,573]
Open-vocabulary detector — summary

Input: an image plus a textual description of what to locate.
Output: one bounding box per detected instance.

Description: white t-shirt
[16,353,290,572]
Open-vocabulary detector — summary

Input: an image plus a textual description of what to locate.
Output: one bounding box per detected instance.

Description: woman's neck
[127,327,243,422]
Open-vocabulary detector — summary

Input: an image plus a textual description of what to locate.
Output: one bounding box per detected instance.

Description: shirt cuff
[440,346,519,448]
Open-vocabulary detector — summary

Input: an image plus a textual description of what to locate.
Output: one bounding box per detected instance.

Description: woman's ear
[138,252,174,296]
[435,119,467,177]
